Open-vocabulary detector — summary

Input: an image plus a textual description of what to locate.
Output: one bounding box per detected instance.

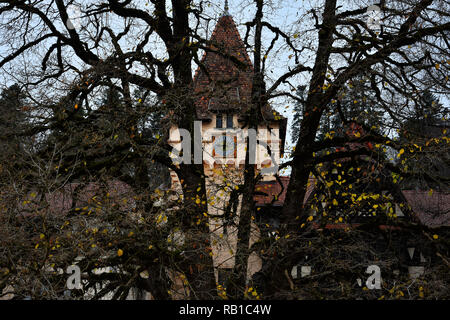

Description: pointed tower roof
[193,14,253,119]
[193,12,287,152]
[207,14,252,66]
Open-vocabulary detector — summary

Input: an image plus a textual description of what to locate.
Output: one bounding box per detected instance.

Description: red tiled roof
[15,177,449,229]
[193,15,283,122]
[402,190,450,227]
[193,15,253,119]
[253,178,450,228]
[17,180,136,216]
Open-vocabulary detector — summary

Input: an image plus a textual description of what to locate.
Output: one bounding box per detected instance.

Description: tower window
[216,114,223,128]
[226,114,233,128]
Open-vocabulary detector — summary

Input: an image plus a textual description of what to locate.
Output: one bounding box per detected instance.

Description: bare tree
[0,0,448,300]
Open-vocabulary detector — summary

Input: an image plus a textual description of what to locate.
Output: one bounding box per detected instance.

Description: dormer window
[216,114,223,128]
[216,113,234,129]
[226,114,233,128]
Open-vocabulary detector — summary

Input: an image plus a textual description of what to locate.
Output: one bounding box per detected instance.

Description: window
[216,114,233,129]
[226,114,233,128]
[216,114,223,128]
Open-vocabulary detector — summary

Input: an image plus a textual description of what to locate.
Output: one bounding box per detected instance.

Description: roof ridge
[223,0,230,16]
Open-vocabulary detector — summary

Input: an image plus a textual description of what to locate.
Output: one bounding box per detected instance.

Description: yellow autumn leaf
[332,199,338,206]
[397,149,404,158]
[117,249,123,257]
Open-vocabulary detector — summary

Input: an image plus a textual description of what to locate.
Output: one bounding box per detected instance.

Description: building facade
[167,11,287,283]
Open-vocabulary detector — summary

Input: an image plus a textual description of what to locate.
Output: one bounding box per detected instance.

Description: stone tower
[168,7,287,283]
